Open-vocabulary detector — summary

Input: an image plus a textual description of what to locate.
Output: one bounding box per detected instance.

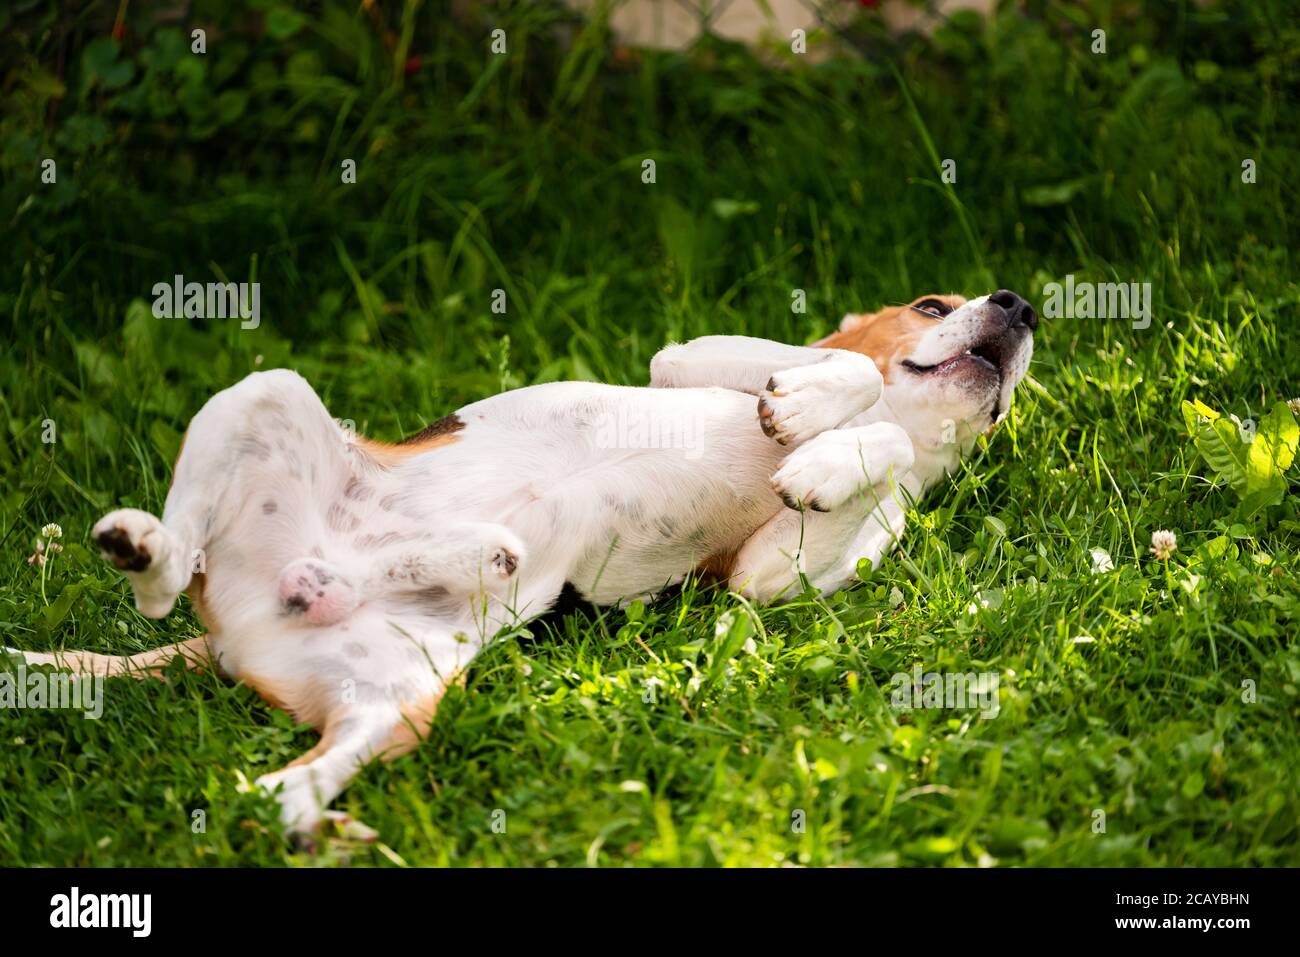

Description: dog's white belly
[393,382,787,604]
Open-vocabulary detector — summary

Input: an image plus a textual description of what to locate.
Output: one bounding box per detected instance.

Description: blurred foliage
[1,0,1296,355]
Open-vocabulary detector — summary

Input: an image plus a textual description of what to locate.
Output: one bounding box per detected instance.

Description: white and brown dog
[11,290,1035,833]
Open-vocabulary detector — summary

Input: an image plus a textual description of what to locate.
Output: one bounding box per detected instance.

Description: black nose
[989,289,1037,331]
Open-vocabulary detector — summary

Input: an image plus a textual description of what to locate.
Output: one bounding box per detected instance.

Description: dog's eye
[912,299,953,319]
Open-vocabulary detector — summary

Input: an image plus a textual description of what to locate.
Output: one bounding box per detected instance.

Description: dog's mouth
[901,335,1006,377]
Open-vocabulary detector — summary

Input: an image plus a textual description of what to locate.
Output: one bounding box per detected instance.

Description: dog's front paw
[757,355,882,447]
[771,442,849,512]
[771,425,913,513]
[92,509,188,617]
[93,509,165,572]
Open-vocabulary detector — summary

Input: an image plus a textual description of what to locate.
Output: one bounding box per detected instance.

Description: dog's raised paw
[92,510,161,572]
[473,524,525,583]
[91,509,190,617]
[757,356,883,447]
[758,369,844,447]
[771,433,874,514]
[489,545,520,579]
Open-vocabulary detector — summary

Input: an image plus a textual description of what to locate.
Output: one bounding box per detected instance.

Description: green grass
[1,0,1299,866]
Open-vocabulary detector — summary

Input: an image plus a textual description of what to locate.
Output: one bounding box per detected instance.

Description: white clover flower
[1150,529,1178,561]
[1288,398,1300,416]
[41,523,62,539]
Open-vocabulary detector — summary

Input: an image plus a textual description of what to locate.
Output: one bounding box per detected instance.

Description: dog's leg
[252,614,475,834]
[92,370,352,620]
[255,699,412,835]
[90,509,197,618]
[650,335,883,446]
[650,336,850,394]
[4,634,215,679]
[362,522,526,597]
[274,523,527,626]
[756,356,884,447]
[807,497,910,596]
[729,498,908,602]
[768,422,914,512]
[727,424,916,601]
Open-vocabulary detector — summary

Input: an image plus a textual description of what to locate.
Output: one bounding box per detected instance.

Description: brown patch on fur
[239,671,333,730]
[815,294,967,381]
[356,414,463,466]
[397,412,465,446]
[185,573,215,634]
[283,724,342,769]
[379,670,468,759]
[695,549,738,585]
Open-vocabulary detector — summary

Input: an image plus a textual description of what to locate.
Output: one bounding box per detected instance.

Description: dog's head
[819,290,1035,459]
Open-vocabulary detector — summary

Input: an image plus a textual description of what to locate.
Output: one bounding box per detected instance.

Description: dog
[10,290,1035,834]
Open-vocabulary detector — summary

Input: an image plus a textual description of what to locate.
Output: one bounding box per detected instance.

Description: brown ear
[811,302,925,348]
[813,306,901,348]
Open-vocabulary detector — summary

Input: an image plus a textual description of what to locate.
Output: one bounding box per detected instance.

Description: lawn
[1,0,1298,866]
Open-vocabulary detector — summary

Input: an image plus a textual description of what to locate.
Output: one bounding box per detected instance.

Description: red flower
[404,55,421,77]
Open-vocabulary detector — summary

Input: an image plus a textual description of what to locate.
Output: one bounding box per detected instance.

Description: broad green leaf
[802,655,835,676]
[1246,402,1299,493]
[1181,771,1205,799]
[40,583,84,633]
[81,37,133,94]
[1194,417,1249,492]
[983,515,1008,539]
[1180,398,1220,436]
[266,7,308,41]
[1236,482,1287,520]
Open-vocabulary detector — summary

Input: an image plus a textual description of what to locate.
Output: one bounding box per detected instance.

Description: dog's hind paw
[489,542,522,579]
[93,509,166,572]
[256,765,325,836]
[92,509,189,617]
